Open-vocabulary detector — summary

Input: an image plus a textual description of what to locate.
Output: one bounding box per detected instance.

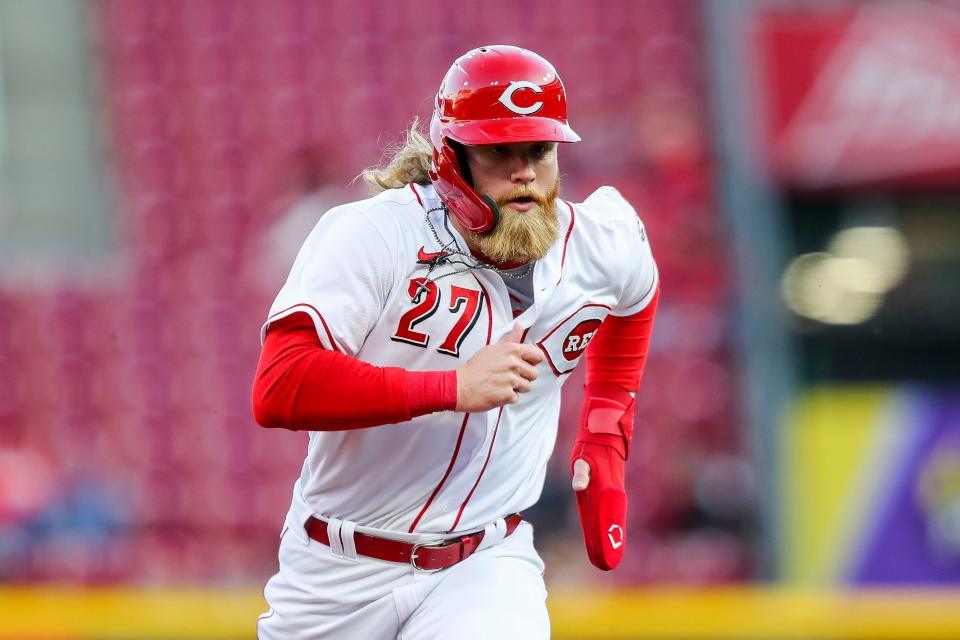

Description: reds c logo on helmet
[428,45,580,234]
[498,81,545,115]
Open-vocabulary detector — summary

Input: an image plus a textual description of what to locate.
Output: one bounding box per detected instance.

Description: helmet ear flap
[448,141,473,187]
[429,131,500,233]
[446,142,500,231]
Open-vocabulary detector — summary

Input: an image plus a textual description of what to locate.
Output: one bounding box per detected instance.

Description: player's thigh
[399,526,550,640]
[258,526,409,640]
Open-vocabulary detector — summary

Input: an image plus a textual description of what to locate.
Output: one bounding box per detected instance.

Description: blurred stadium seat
[0,0,743,588]
[5,0,960,638]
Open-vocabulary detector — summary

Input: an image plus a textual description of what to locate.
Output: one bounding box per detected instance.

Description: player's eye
[529,143,553,160]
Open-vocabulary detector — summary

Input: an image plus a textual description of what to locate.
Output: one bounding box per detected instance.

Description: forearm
[252,313,457,431]
[576,286,660,454]
[586,288,659,388]
[570,286,659,571]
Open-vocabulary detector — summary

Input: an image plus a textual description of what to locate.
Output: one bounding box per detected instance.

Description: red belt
[305,514,522,571]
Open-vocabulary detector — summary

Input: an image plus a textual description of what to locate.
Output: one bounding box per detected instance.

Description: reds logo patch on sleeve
[559,319,602,360]
[536,303,610,375]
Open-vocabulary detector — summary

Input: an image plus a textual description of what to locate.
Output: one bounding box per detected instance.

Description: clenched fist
[455,325,544,412]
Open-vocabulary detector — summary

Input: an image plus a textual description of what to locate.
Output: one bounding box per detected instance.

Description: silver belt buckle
[410,540,450,572]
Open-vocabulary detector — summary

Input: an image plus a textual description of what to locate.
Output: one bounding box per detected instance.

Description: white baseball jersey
[263,182,658,538]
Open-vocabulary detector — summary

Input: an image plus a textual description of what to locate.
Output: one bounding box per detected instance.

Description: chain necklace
[413,204,534,300]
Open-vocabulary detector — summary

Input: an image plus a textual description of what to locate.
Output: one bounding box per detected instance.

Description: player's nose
[510,158,537,184]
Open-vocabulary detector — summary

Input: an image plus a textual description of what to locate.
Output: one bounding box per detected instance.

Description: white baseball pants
[257,518,550,639]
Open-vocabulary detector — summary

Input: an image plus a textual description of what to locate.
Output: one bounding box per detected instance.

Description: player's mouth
[506,196,537,212]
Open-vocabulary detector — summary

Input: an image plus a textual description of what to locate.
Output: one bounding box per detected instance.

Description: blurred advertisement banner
[784,387,960,585]
[755,2,960,188]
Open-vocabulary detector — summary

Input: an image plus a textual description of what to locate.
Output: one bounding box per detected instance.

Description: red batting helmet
[429,45,580,234]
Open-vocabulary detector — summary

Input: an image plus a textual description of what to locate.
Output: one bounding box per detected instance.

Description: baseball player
[252,45,659,639]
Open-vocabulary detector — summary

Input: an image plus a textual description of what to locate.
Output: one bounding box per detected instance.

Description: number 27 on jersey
[391,278,483,358]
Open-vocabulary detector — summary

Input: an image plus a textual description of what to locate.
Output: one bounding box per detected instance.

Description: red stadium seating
[0,0,746,584]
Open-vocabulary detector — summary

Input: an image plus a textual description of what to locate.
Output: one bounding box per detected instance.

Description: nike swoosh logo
[417,246,451,264]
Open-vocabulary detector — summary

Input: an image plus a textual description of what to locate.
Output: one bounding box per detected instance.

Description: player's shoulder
[570,186,643,227]
[564,185,654,272]
[567,186,650,250]
[338,183,420,215]
[312,184,423,246]
[324,184,419,226]
[566,187,657,306]
[290,189,413,270]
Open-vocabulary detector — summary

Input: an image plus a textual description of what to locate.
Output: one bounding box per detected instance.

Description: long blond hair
[361,119,433,192]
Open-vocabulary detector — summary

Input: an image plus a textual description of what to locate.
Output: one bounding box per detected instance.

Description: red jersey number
[437,285,483,358]
[392,278,440,347]
[392,279,483,357]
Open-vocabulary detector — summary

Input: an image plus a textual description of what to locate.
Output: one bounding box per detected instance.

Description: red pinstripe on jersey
[446,280,518,533]
[407,275,493,533]
[448,405,504,533]
[560,200,575,272]
[409,182,424,207]
[267,303,342,352]
[407,412,470,533]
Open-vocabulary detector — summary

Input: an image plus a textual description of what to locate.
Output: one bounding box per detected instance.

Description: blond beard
[471,177,561,265]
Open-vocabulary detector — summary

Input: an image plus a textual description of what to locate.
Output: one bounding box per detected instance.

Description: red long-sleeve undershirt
[252,287,658,433]
[252,312,458,430]
[586,287,659,392]
[577,286,660,457]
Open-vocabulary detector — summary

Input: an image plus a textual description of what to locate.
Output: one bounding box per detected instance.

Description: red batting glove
[570,392,634,571]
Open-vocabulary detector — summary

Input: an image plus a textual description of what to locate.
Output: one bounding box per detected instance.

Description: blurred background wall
[0,0,958,638]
